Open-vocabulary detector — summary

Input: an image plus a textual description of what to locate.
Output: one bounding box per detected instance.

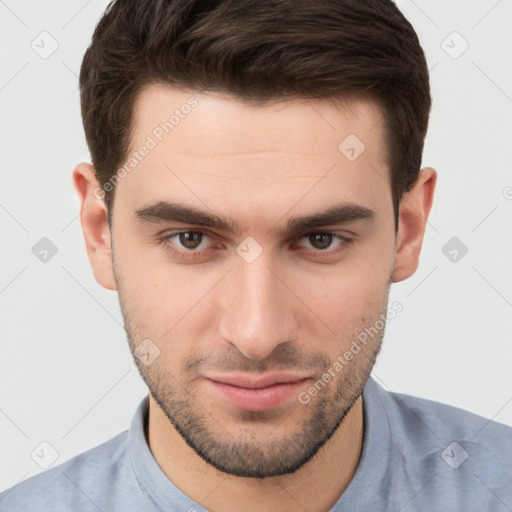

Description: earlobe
[392,167,437,283]
[72,163,117,291]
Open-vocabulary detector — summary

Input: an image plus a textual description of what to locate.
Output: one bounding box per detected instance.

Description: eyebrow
[134,200,375,237]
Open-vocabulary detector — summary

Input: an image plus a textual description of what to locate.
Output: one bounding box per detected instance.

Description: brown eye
[294,232,352,257]
[158,229,352,262]
[178,231,204,249]
[308,233,334,250]
[160,230,214,254]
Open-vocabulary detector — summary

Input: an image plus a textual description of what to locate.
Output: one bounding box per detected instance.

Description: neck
[146,395,364,512]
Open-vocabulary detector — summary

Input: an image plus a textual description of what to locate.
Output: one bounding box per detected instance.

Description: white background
[1,0,511,493]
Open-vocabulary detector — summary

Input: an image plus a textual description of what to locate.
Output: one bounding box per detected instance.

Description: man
[1,0,511,510]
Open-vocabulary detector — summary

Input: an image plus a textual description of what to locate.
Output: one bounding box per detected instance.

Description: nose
[217,253,297,361]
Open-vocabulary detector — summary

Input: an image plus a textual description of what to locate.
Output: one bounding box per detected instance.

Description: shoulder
[365,378,512,510]
[386,383,512,447]
[0,430,137,512]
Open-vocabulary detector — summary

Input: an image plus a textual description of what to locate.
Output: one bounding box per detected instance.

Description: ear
[392,167,437,283]
[72,163,117,291]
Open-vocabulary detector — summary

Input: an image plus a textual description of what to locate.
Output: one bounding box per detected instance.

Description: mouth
[204,372,312,411]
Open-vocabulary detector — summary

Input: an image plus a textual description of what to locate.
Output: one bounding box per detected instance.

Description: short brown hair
[80,0,431,229]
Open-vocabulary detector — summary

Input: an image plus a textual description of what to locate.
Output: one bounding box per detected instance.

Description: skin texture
[73,84,436,512]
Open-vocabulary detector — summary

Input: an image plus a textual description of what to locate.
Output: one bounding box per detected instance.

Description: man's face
[111,85,396,477]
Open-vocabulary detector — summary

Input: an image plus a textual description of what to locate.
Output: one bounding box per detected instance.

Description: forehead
[130,84,386,157]
[118,84,390,225]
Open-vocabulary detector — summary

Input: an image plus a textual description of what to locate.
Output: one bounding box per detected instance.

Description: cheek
[117,248,218,346]
[297,242,393,310]
[309,275,387,329]
[297,248,393,332]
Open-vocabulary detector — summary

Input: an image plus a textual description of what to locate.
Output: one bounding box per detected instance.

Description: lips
[208,372,309,389]
[205,372,312,411]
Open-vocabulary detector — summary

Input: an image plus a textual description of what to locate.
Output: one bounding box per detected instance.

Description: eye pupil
[180,232,202,249]
[310,233,332,250]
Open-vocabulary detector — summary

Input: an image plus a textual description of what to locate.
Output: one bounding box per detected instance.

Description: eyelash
[157,229,353,260]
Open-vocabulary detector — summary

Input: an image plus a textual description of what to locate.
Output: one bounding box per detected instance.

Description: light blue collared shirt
[1,376,511,511]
